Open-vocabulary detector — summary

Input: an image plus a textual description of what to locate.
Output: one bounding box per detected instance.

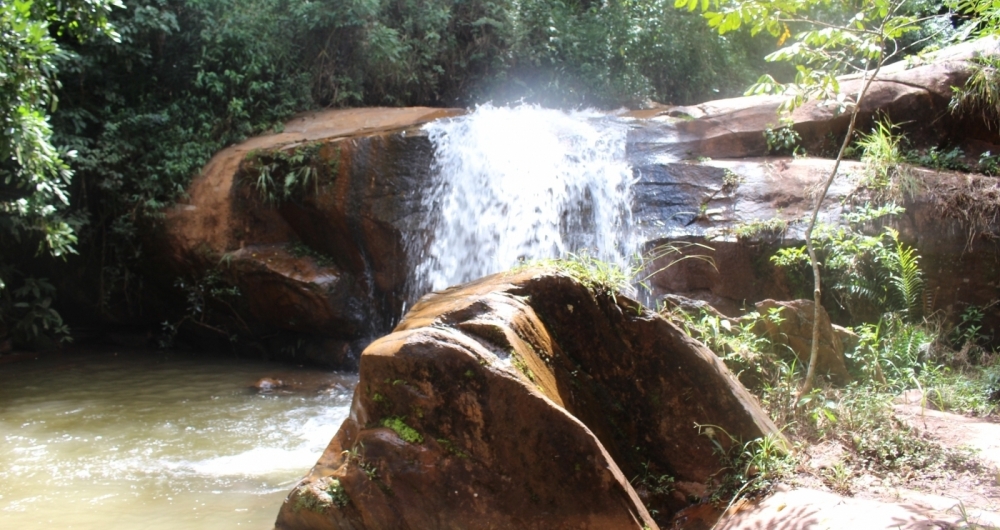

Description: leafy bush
[0,274,71,347]
[850,319,936,392]
[986,364,1000,403]
[905,146,969,171]
[771,204,923,323]
[764,119,802,155]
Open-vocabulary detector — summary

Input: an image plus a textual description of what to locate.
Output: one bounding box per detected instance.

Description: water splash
[411,104,635,296]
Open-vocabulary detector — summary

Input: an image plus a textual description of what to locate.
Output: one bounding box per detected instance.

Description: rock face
[634,155,1000,330]
[274,268,782,530]
[626,38,998,161]
[629,38,1000,327]
[159,107,462,366]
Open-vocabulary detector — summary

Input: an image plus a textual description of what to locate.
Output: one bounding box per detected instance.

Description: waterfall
[410,104,635,298]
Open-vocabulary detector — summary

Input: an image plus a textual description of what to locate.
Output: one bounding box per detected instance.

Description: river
[0,349,356,529]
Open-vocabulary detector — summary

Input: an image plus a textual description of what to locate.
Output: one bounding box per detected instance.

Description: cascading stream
[411,104,635,298]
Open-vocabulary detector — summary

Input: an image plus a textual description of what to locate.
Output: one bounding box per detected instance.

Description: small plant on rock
[294,477,349,513]
[731,217,789,240]
[950,54,1000,129]
[380,416,424,444]
[697,424,793,505]
[855,118,916,201]
[241,143,337,204]
[764,118,803,156]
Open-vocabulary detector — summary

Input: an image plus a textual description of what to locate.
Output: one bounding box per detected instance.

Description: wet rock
[274,267,782,530]
[252,377,284,392]
[630,41,1000,331]
[753,299,851,385]
[251,372,355,394]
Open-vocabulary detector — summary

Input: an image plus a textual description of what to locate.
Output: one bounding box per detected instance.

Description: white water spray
[411,105,635,296]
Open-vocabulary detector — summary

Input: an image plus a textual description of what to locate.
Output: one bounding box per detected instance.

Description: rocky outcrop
[274,267,782,530]
[159,107,462,365]
[634,155,1000,330]
[626,38,1000,161]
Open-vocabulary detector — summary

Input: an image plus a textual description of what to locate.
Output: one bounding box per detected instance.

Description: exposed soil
[673,398,1000,529]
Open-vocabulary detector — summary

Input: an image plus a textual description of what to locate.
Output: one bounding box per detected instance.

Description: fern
[883,228,923,320]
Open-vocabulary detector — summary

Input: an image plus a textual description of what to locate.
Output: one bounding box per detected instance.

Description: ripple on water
[0,350,356,529]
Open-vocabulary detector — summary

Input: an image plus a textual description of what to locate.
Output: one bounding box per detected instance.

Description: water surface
[0,350,356,529]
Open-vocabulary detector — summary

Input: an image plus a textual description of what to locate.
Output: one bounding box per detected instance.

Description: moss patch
[381,416,424,444]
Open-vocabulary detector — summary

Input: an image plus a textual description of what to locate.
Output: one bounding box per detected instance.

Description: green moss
[511,353,536,382]
[293,489,324,513]
[381,416,424,444]
[287,240,336,268]
[437,438,470,459]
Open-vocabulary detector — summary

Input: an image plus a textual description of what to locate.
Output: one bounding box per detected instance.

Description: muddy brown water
[0,349,356,529]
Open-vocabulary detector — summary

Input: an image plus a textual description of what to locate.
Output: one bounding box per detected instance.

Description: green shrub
[986,364,1000,403]
[770,204,923,324]
[855,118,915,200]
[764,119,802,155]
[949,54,1000,130]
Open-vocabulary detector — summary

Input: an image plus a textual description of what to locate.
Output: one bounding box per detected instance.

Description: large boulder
[159,107,462,365]
[274,267,782,530]
[753,299,851,385]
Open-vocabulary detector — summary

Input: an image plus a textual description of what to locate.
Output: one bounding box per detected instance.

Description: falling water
[411,104,635,297]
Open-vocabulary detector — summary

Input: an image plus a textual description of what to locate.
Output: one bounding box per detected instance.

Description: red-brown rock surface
[274,267,782,530]
[626,38,1000,160]
[159,107,462,365]
[637,156,1000,331]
